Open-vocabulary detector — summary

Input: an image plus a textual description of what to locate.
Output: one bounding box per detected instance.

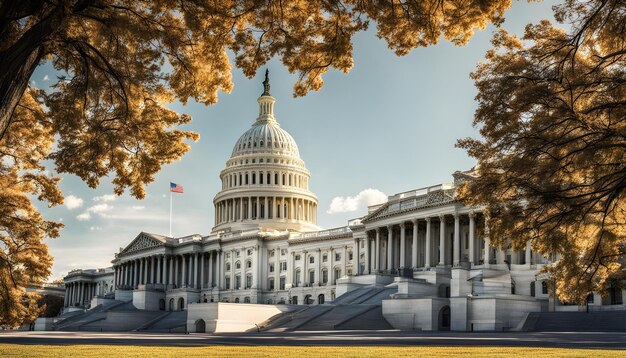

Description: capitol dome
[231,116,300,158]
[212,71,319,233]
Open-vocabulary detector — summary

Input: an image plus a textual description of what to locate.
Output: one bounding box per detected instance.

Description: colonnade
[215,196,316,225]
[114,251,220,291]
[222,169,309,190]
[64,281,100,308]
[354,212,534,275]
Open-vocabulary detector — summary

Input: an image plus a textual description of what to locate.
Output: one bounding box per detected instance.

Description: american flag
[170,182,184,193]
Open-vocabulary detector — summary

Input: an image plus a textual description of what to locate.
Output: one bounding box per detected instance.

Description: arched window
[282,174,286,185]
[542,281,548,294]
[235,261,241,269]
[235,297,240,303]
[275,173,278,185]
[246,260,252,269]
[259,172,264,184]
[226,263,231,271]
[245,173,249,185]
[244,297,250,303]
[267,173,271,184]
[295,269,301,287]
[252,173,256,184]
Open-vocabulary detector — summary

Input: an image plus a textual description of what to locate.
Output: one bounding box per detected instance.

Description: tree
[457,0,625,303]
[0,0,511,325]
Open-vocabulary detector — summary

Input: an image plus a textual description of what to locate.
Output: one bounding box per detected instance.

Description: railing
[298,226,351,239]
[378,188,456,216]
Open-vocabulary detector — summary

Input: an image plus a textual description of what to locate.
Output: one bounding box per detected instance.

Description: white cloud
[88,203,113,213]
[89,226,102,231]
[327,188,388,214]
[43,75,49,81]
[132,206,145,210]
[93,194,116,202]
[64,195,84,210]
[76,212,91,221]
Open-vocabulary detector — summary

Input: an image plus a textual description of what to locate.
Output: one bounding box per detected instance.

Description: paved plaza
[1,330,625,349]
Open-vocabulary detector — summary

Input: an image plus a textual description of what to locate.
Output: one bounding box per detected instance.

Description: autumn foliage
[457,0,626,303]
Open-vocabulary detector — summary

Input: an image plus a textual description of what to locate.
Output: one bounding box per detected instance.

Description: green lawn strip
[0,345,624,358]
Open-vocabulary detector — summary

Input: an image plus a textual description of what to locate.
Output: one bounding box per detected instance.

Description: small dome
[231,120,300,158]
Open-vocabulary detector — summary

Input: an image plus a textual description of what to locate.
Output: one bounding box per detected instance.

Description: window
[235,275,241,289]
[322,254,328,262]
[335,253,341,261]
[244,297,250,303]
[530,282,536,297]
[309,256,315,264]
[295,270,301,286]
[542,281,548,294]
[226,263,231,271]
[309,271,315,284]
[269,278,275,290]
[295,254,301,261]
[225,277,231,289]
[225,253,231,259]
[322,270,328,284]
[279,277,286,290]
[270,250,275,257]
[236,261,241,269]
[236,251,241,257]
[246,260,252,269]
[280,261,287,272]
[348,251,353,260]
[247,249,253,256]
[334,268,341,282]
[269,263,275,273]
[281,249,287,256]
[246,274,252,289]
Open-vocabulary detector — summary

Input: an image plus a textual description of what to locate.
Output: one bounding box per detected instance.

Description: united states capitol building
[59,74,624,333]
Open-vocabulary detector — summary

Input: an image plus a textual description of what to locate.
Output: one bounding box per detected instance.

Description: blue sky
[33,1,560,280]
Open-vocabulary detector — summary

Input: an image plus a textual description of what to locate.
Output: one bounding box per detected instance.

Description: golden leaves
[457,0,626,303]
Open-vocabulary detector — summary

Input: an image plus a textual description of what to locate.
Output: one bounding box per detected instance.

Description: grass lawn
[0,345,624,357]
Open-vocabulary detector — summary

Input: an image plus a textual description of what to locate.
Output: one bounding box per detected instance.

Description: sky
[32,0,561,280]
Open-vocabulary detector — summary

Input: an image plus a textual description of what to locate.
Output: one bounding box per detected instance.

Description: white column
[469,212,476,266]
[264,197,268,219]
[174,256,179,287]
[303,250,309,284]
[248,196,252,220]
[439,214,446,266]
[274,248,280,290]
[484,220,491,269]
[287,251,294,287]
[386,225,393,272]
[156,256,161,284]
[342,245,347,277]
[330,247,335,284]
[353,238,360,275]
[375,228,380,273]
[363,234,370,275]
[252,246,259,289]
[412,219,418,269]
[169,255,174,286]
[208,252,214,288]
[453,213,460,266]
[316,248,321,284]
[526,241,532,267]
[256,197,260,220]
[400,223,406,269]
[193,253,198,288]
[200,253,205,289]
[151,256,155,283]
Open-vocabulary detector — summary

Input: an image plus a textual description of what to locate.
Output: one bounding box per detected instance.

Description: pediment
[362,189,455,223]
[120,232,166,255]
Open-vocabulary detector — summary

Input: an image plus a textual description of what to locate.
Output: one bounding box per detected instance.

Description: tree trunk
[0,3,63,143]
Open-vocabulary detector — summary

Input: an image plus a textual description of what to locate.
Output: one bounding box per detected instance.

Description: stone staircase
[263,284,395,332]
[523,311,626,332]
[137,311,187,333]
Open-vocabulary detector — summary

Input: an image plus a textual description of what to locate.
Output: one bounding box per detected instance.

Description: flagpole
[169,188,172,237]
